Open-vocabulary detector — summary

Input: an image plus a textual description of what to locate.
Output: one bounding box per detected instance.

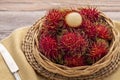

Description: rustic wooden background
[0,0,120,40]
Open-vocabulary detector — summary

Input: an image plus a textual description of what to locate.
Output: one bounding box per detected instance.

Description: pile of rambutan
[38,8,113,67]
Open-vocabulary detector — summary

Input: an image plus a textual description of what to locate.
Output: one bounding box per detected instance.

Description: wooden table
[0,0,120,40]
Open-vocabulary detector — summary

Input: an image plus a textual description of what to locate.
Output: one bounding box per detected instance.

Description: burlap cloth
[0,21,120,80]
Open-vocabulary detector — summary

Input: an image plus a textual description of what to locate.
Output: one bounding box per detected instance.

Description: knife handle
[13,72,21,80]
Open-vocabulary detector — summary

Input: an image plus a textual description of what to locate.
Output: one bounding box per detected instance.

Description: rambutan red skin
[80,8,100,22]
[43,22,57,30]
[89,40,108,62]
[46,9,63,26]
[43,9,65,36]
[85,25,97,39]
[64,55,85,67]
[96,25,113,40]
[81,19,92,28]
[81,20,97,38]
[60,33,88,54]
[39,36,59,60]
[41,23,58,37]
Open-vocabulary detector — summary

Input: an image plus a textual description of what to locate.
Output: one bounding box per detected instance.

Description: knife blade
[0,43,21,80]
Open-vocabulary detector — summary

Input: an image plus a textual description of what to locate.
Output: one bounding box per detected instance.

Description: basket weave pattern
[22,14,120,80]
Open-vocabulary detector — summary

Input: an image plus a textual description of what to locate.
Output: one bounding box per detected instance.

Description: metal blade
[0,43,19,73]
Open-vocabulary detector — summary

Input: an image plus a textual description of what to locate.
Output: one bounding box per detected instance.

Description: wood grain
[0,0,120,40]
[0,0,120,11]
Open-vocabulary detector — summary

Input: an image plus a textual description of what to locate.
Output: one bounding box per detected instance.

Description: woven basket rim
[22,9,120,79]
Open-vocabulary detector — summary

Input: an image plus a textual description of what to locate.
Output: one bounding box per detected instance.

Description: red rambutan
[81,19,92,28]
[42,23,58,37]
[80,8,100,22]
[96,25,113,40]
[43,22,57,30]
[89,39,109,63]
[81,20,97,38]
[60,32,88,54]
[46,9,63,26]
[64,55,85,67]
[39,36,59,60]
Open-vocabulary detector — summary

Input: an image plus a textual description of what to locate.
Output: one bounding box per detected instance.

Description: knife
[0,43,21,80]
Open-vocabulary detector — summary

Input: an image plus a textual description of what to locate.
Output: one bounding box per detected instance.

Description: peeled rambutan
[39,36,59,60]
[60,8,81,28]
[46,9,63,26]
[64,55,85,67]
[96,25,113,40]
[60,8,78,17]
[80,8,100,22]
[89,39,109,63]
[60,32,88,54]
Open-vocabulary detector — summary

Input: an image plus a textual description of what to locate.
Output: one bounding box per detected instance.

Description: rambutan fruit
[89,39,109,63]
[64,55,85,67]
[80,8,100,22]
[96,25,113,40]
[42,21,64,38]
[61,8,81,28]
[46,9,63,26]
[85,25,97,39]
[81,20,97,39]
[60,8,78,17]
[81,19,92,28]
[60,32,88,54]
[42,23,58,36]
[39,36,59,60]
[43,22,57,30]
[65,12,82,27]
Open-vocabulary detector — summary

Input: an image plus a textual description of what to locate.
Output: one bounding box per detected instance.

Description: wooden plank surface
[0,0,120,11]
[0,0,120,40]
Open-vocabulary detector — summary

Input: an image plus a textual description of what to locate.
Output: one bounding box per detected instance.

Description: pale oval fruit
[65,12,82,27]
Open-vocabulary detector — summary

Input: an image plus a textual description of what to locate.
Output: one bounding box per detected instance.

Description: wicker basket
[22,11,120,80]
